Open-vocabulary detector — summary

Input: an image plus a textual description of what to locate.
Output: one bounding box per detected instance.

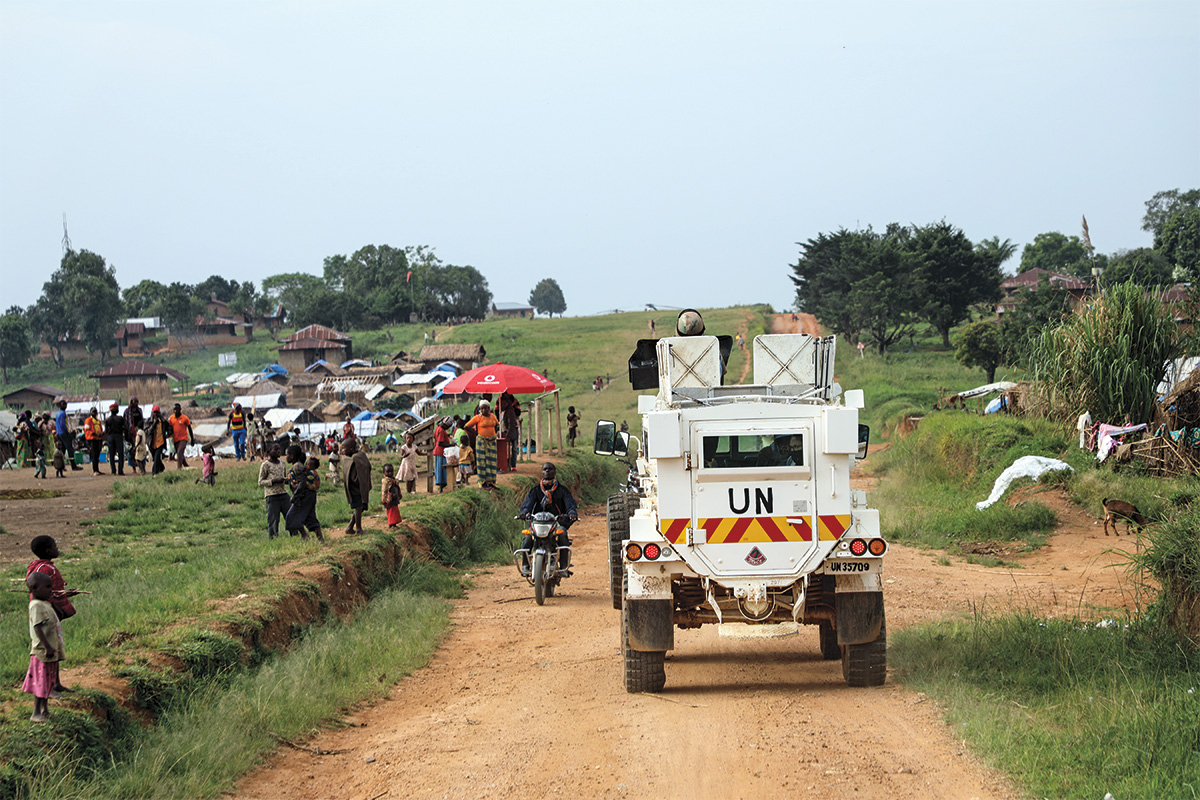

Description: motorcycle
[513,511,572,605]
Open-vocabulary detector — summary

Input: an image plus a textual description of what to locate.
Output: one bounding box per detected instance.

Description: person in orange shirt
[168,403,194,470]
[83,407,104,476]
[465,400,499,489]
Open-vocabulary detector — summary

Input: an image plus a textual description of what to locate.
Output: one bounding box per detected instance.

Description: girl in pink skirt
[23,572,64,722]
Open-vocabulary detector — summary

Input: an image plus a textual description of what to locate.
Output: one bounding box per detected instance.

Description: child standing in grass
[381,464,402,528]
[284,446,325,542]
[197,444,216,486]
[23,572,64,722]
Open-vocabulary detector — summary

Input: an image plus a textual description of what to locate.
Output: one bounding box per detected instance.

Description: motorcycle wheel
[546,578,556,598]
[533,550,547,605]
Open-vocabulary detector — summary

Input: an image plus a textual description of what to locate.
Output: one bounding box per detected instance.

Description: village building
[997,269,1091,316]
[416,344,486,372]
[88,359,190,405]
[274,324,353,373]
[488,302,533,319]
[2,384,67,412]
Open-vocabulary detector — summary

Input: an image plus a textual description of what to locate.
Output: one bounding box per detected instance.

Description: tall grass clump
[1032,281,1180,424]
[892,614,1200,799]
[1133,500,1200,645]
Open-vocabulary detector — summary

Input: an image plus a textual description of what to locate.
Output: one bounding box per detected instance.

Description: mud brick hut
[88,360,189,406]
[416,343,486,372]
[275,325,353,374]
[2,384,67,412]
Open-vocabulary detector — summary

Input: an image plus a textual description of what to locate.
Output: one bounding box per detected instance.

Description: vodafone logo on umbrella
[481,375,499,384]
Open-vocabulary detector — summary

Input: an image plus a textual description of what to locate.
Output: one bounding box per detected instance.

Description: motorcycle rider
[518,462,578,575]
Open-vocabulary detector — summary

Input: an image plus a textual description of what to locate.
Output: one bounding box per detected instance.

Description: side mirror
[594,420,617,456]
[857,424,870,460]
[614,431,630,458]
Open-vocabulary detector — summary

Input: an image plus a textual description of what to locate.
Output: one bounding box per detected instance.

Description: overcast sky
[1,1,1197,317]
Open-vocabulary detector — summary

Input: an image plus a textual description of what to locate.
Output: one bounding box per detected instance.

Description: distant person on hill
[104,404,126,476]
[342,438,371,535]
[566,407,580,448]
[144,406,171,475]
[168,404,194,470]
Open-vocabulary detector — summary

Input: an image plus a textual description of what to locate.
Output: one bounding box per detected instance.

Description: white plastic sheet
[976,455,1074,510]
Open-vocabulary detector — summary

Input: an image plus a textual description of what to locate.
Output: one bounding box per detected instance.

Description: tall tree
[909,222,1004,348]
[123,279,169,317]
[1142,188,1200,240]
[1101,247,1173,288]
[194,275,242,304]
[154,282,206,350]
[954,320,1003,383]
[1018,232,1091,277]
[32,249,122,365]
[0,311,33,383]
[529,278,567,317]
[791,226,919,353]
[1157,207,1200,284]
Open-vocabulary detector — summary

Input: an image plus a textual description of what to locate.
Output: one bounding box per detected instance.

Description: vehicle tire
[608,493,637,610]
[546,577,556,598]
[533,551,547,606]
[841,615,886,687]
[622,596,666,693]
[818,620,840,660]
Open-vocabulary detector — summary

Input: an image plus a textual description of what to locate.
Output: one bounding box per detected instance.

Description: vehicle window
[701,433,805,469]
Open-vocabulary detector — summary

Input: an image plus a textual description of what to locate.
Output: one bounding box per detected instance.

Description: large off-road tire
[533,551,547,606]
[841,616,886,687]
[622,597,666,693]
[818,620,840,660]
[608,493,638,610]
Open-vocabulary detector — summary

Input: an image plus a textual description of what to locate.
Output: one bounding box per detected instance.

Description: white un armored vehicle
[595,314,887,692]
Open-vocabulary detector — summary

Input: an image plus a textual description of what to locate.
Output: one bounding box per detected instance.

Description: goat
[1102,498,1147,536]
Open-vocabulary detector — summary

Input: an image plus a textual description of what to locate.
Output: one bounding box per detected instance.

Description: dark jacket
[344,451,372,505]
[123,405,144,445]
[520,481,578,525]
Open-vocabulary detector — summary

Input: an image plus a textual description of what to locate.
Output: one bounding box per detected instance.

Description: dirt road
[232,477,1137,800]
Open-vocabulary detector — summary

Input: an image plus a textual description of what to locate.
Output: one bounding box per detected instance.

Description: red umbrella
[439,363,556,395]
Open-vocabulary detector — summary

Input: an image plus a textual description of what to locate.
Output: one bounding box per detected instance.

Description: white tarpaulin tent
[957,381,1017,400]
[234,393,284,409]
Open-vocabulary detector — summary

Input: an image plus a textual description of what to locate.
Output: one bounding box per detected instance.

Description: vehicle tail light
[644,543,660,560]
[625,543,643,561]
[849,538,867,556]
[868,538,887,556]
